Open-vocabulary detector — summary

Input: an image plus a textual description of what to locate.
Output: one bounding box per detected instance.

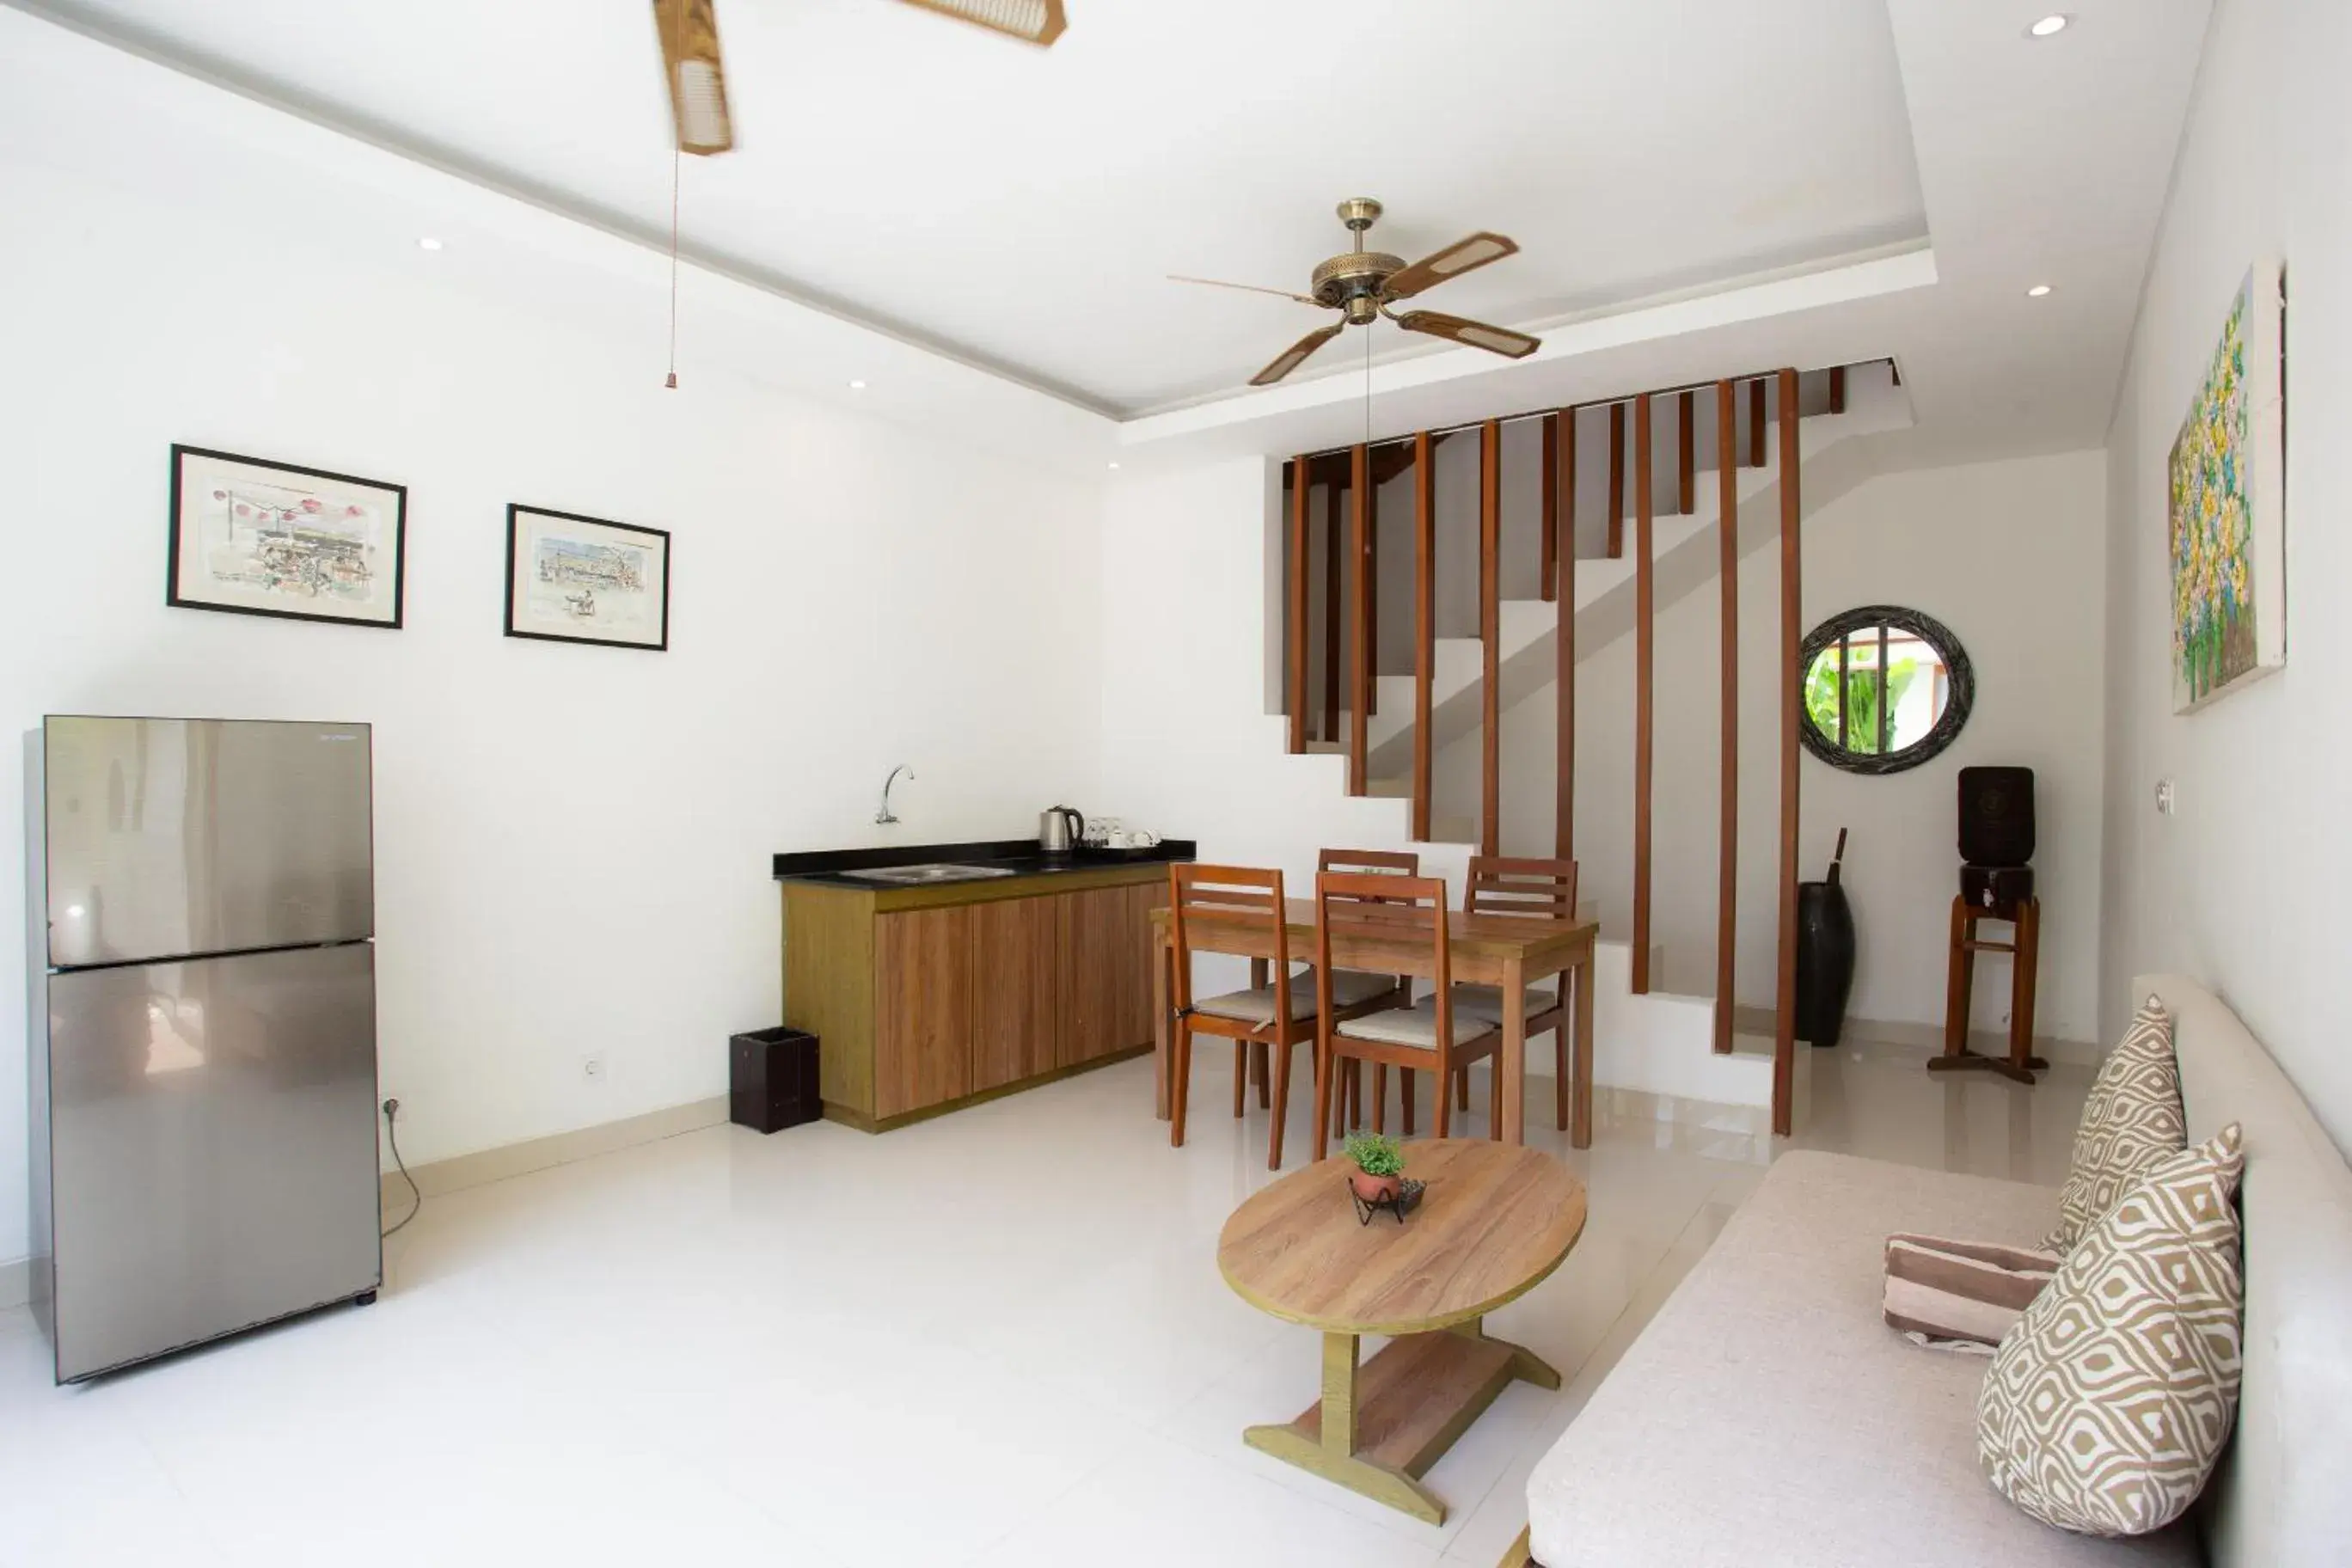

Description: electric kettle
[1038,805,1085,855]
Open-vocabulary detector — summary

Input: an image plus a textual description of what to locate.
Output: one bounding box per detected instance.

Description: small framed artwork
[504,505,671,651]
[167,444,407,628]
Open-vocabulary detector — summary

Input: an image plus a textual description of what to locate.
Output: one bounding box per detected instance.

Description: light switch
[2154,778,2177,816]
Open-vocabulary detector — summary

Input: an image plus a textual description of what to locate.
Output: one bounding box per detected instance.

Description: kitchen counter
[773,836,1196,895]
[775,836,1192,1132]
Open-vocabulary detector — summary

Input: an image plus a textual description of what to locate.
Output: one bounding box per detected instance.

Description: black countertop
[773,836,1197,889]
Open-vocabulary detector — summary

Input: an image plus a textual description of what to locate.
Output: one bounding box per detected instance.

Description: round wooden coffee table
[1217,1139,1588,1525]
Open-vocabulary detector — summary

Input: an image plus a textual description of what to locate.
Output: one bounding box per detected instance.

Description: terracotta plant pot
[1350,1168,1404,1204]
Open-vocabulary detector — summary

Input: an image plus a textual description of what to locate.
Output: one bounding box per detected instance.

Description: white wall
[0,33,1103,1269]
[1443,450,2109,1042]
[1098,459,1449,892]
[2100,0,2352,1151]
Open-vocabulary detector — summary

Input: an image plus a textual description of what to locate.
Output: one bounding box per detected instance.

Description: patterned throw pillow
[2044,998,2185,1253]
[1978,1124,2245,1536]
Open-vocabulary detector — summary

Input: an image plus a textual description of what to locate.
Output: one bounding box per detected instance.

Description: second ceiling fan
[652,0,1070,155]
[1175,199,1542,387]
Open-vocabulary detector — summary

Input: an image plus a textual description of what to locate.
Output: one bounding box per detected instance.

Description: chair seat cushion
[1452,983,1560,1023]
[1192,969,1398,1025]
[1322,970,1406,1008]
[1335,999,1495,1050]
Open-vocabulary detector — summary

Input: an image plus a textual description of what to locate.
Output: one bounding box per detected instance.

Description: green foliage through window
[1804,646,1918,756]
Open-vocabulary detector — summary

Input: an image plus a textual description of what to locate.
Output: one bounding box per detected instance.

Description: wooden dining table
[1147,900,1600,1148]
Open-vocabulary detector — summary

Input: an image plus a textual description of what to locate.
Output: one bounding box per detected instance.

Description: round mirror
[1798,605,1973,775]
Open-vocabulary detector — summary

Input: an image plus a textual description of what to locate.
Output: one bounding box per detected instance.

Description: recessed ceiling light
[2027,284,2054,297]
[848,379,867,390]
[2028,15,2070,38]
[1107,461,1121,470]
[416,236,444,251]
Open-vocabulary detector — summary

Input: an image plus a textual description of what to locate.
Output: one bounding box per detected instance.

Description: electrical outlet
[581,1054,606,1084]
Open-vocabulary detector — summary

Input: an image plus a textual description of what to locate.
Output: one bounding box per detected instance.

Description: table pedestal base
[1242,1321,1559,1525]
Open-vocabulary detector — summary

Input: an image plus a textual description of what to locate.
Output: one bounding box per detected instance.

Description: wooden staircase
[1278,360,1911,1131]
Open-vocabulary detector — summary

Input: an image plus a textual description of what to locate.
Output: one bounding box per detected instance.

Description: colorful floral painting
[2167,264,2286,712]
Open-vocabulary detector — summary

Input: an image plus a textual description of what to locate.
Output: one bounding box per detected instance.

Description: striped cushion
[1979,1123,2246,1536]
[1882,1234,2061,1354]
[2044,996,2185,1253]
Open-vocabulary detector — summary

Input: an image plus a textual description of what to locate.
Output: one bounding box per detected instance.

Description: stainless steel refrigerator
[25,716,383,1382]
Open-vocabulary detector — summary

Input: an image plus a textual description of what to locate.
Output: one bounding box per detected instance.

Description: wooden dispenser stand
[1929,892,2043,1084]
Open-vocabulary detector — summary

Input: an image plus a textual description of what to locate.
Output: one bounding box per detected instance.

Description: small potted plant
[1342,1130,1406,1204]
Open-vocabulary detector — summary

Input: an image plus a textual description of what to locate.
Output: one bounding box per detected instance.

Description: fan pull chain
[665,138,681,390]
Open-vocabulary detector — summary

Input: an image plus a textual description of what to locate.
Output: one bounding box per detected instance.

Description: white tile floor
[0,1039,2090,1568]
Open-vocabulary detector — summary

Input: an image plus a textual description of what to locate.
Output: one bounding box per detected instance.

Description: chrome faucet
[875,764,914,825]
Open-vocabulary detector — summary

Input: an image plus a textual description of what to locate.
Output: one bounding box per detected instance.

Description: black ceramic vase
[1794,830,1856,1048]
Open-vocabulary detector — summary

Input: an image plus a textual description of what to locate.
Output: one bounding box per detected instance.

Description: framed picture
[167,445,407,628]
[504,505,671,651]
[2168,261,2286,712]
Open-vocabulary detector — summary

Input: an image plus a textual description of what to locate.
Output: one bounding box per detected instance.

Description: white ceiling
[23,0,1932,416]
[10,0,2212,470]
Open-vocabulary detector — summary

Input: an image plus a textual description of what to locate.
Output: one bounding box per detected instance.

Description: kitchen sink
[841,862,1019,885]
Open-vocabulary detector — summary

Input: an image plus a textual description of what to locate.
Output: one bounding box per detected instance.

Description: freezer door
[45,944,381,1382]
[43,716,372,966]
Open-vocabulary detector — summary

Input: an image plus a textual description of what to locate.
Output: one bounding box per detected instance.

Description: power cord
[381,1098,422,1239]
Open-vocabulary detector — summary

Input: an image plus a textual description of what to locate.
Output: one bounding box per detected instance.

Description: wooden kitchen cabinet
[782,861,1178,1131]
[969,894,1058,1093]
[873,905,972,1119]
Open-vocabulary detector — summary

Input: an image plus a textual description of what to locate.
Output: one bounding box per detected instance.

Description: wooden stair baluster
[1412,431,1434,842]
[1632,394,1655,994]
[1773,367,1802,1136]
[1288,457,1308,753]
[1714,379,1738,1054]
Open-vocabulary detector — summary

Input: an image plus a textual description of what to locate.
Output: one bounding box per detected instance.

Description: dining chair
[1311,872,1504,1159]
[1167,864,1399,1168]
[1316,848,1420,1134]
[1452,855,1579,1131]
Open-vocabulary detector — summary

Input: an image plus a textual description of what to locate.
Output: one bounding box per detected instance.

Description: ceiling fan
[1173,199,1542,387]
[652,0,1069,156]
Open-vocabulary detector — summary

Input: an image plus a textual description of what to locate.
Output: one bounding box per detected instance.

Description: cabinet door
[969,896,1057,1093]
[1057,886,1135,1068]
[1123,879,1170,1053]
[1058,882,1164,1069]
[873,907,972,1119]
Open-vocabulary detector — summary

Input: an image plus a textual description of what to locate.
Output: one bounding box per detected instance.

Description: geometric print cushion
[1978,1123,2245,1536]
[2044,997,2186,1253]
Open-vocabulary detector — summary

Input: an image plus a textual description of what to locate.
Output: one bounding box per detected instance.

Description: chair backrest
[1466,854,1577,922]
[1168,863,1289,1014]
[1314,871,1451,996]
[1319,847,1420,878]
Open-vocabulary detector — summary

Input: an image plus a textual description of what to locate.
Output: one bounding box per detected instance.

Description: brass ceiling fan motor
[1174,199,1544,386]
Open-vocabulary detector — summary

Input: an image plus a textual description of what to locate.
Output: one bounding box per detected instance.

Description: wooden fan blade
[892,0,1069,46]
[653,0,733,155]
[1392,310,1540,359]
[1383,232,1519,299]
[1168,274,1327,309]
[1251,323,1346,386]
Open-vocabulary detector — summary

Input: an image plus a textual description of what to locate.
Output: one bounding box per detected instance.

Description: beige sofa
[1521,975,2352,1567]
